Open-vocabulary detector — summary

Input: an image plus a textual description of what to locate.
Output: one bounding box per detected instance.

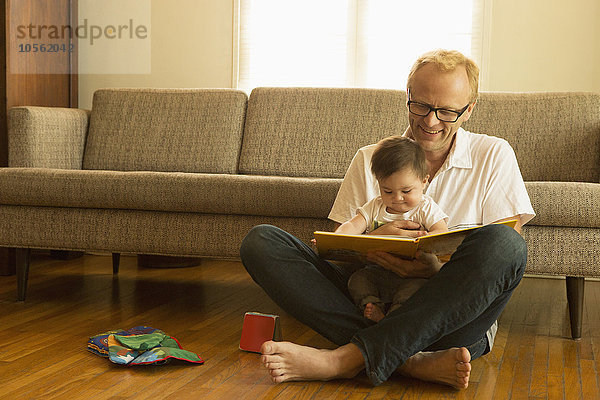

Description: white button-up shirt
[329,128,535,228]
[328,128,535,350]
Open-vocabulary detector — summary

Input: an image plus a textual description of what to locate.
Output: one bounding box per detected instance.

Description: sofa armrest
[8,106,90,169]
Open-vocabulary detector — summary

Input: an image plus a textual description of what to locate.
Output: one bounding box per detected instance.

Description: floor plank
[0,253,597,399]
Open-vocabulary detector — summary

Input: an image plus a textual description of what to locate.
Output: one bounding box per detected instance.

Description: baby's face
[378,168,427,214]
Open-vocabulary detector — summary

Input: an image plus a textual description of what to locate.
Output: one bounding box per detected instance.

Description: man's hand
[369,220,427,237]
[366,250,443,278]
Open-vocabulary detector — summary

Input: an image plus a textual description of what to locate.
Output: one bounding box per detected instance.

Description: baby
[336,136,448,322]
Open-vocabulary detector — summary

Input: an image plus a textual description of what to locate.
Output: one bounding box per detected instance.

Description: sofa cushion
[239,87,408,178]
[0,205,336,258]
[83,89,247,173]
[464,92,600,183]
[0,168,340,218]
[523,225,600,278]
[525,181,600,227]
[4,170,599,227]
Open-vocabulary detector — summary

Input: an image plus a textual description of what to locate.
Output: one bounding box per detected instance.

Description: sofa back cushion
[83,89,247,173]
[239,87,408,178]
[464,92,600,182]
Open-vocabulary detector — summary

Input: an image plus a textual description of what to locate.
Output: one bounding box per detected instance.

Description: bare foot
[364,303,385,322]
[260,341,364,383]
[397,347,471,389]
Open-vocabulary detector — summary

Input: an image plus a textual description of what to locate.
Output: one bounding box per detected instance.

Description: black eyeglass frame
[407,91,471,123]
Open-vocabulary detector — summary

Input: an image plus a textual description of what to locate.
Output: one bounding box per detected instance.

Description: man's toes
[271,371,294,383]
[457,347,471,363]
[262,354,283,364]
[261,340,278,354]
[453,376,469,388]
[265,362,283,371]
[457,362,471,372]
[455,371,470,389]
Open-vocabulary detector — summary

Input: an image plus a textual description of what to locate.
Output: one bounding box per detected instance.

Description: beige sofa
[1,88,598,339]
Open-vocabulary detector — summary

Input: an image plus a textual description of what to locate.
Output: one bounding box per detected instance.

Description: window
[235,0,489,92]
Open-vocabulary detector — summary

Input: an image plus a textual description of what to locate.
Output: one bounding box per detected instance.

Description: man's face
[407,64,476,155]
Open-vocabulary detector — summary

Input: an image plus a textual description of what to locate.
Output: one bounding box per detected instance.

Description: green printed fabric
[88,326,204,366]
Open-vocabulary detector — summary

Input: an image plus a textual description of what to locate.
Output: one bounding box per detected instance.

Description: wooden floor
[0,253,599,400]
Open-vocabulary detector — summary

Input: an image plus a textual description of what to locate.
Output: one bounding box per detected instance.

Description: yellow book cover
[314,219,517,263]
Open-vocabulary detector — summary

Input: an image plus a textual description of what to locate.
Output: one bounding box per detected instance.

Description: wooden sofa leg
[566,276,584,340]
[16,248,31,301]
[112,253,120,274]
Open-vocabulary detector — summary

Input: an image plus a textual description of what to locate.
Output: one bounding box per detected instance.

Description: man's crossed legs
[240,224,527,388]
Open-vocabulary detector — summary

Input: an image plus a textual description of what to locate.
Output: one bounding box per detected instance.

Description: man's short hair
[407,49,480,103]
[371,136,428,181]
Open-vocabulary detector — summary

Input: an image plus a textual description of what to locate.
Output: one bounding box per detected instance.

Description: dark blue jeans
[240,224,527,385]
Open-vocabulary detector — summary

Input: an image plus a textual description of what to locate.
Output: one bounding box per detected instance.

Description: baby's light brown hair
[371,136,428,180]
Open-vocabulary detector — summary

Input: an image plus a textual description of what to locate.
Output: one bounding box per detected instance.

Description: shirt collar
[446,127,472,169]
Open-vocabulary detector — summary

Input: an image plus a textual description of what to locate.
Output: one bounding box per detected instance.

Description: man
[240,49,534,388]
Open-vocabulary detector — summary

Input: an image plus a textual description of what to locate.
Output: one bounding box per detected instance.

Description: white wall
[487,0,600,92]
[78,0,234,109]
[78,0,600,109]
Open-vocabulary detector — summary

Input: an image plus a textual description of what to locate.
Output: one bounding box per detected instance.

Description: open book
[314,219,517,263]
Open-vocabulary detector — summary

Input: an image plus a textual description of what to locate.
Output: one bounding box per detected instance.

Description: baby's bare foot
[398,347,471,389]
[364,302,385,322]
[260,341,364,383]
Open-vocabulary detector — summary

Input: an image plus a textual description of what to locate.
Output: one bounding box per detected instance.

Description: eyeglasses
[407,97,470,123]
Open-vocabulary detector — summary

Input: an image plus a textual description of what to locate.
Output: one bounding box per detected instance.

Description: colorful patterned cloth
[87,326,204,366]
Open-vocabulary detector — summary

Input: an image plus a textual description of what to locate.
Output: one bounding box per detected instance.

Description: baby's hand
[310,238,318,253]
[370,220,426,237]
